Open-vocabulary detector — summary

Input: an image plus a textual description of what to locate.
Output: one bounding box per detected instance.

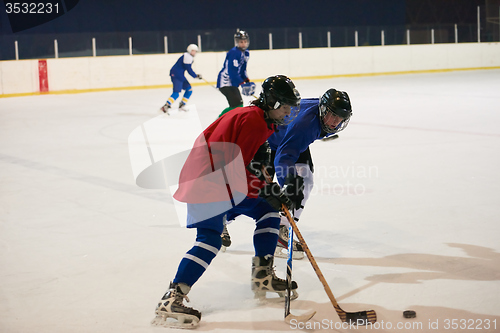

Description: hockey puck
[403,310,416,318]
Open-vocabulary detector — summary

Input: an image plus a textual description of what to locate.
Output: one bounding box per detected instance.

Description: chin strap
[263,111,277,131]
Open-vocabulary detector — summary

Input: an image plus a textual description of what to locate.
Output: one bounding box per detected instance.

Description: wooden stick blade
[285,310,317,324]
[344,310,377,325]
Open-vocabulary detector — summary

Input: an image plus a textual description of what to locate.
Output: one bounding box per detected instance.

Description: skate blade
[157,108,170,115]
[274,247,305,260]
[151,312,199,329]
[254,289,298,303]
[221,245,227,252]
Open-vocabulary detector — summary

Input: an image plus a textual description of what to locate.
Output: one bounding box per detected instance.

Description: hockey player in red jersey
[151,75,304,329]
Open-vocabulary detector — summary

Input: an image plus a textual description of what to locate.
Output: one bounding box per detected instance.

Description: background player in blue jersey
[217,30,256,115]
[160,44,203,114]
[222,89,352,259]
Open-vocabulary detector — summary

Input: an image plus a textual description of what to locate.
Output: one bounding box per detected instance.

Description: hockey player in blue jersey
[160,44,202,114]
[269,89,352,259]
[217,30,256,116]
[221,89,352,258]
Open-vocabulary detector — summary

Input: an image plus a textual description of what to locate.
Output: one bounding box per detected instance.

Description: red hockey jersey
[173,106,274,204]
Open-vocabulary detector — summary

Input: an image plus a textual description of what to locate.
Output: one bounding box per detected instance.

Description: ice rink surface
[1,69,499,332]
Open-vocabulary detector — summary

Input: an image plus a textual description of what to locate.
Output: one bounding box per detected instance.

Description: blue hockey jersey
[269,98,332,186]
[217,47,249,88]
[170,52,198,80]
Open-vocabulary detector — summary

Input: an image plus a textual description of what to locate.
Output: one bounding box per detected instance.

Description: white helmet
[187,44,199,53]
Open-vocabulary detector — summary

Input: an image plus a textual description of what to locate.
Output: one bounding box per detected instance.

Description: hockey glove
[241,82,256,96]
[259,182,293,212]
[246,141,271,181]
[282,174,305,210]
[196,74,203,79]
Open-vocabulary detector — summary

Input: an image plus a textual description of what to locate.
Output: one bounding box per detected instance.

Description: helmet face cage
[234,30,250,50]
[280,105,301,126]
[319,89,352,134]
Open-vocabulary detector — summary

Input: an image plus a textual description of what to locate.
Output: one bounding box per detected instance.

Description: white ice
[1,69,500,333]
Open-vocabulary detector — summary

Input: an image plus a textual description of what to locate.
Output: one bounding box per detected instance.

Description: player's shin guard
[182,88,193,100]
[167,92,179,105]
[173,228,221,287]
[253,212,280,257]
[179,89,192,110]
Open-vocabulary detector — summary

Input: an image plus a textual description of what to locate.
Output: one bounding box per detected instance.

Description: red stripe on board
[38,60,49,93]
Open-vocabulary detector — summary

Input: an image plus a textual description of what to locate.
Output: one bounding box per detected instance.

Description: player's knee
[255,215,280,231]
[183,88,193,99]
[196,228,222,251]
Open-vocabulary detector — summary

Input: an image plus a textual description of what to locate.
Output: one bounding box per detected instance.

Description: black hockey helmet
[319,89,352,133]
[259,75,301,125]
[234,30,249,50]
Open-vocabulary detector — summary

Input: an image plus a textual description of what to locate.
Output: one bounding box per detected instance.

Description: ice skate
[274,225,305,260]
[151,282,201,329]
[252,255,298,302]
[220,224,231,252]
[159,103,171,115]
[179,101,189,112]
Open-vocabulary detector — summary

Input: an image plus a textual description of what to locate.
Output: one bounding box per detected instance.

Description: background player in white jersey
[217,30,256,115]
[160,44,203,114]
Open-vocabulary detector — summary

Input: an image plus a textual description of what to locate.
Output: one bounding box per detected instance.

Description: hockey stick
[201,77,218,90]
[285,223,293,317]
[321,134,339,142]
[284,216,316,324]
[263,169,377,325]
